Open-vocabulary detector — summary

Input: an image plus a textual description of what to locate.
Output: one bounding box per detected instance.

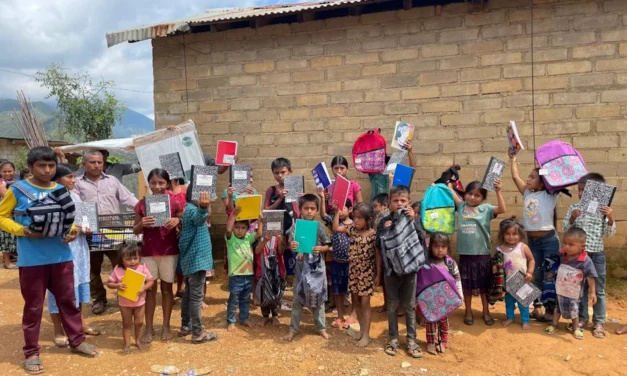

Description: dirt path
[2,265,627,376]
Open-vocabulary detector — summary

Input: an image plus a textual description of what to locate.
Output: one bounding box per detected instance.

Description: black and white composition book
[580,180,616,219]
[145,194,171,227]
[481,157,506,192]
[191,165,219,200]
[262,210,285,236]
[505,270,542,307]
[229,164,252,192]
[284,175,304,203]
[159,152,185,181]
[74,201,99,232]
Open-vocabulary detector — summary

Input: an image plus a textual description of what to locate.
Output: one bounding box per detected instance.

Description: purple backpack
[535,141,588,193]
[416,257,462,322]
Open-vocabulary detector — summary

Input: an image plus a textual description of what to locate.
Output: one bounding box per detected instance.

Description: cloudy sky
[0,0,279,119]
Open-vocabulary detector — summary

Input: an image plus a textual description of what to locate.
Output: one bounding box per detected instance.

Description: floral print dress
[347,226,377,296]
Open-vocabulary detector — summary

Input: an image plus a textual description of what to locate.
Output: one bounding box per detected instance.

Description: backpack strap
[11,183,38,216]
[444,255,455,276]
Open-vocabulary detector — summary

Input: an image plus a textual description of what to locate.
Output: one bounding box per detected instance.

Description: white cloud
[0,0,272,119]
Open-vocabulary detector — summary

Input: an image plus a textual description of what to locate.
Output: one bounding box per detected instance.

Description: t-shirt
[134,191,185,257]
[322,215,350,262]
[0,180,73,267]
[456,202,495,256]
[108,263,153,307]
[226,232,256,276]
[523,190,558,231]
[558,251,598,299]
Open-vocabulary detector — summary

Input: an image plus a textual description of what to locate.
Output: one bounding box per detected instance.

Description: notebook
[391,121,415,150]
[145,194,171,227]
[392,164,415,188]
[507,121,524,156]
[580,180,616,219]
[190,165,219,200]
[505,270,542,307]
[385,150,408,173]
[74,201,98,232]
[331,174,351,211]
[284,176,305,203]
[230,164,251,192]
[118,267,147,303]
[159,152,185,181]
[216,140,238,166]
[481,157,507,192]
[263,210,285,236]
[294,219,319,254]
[235,194,262,221]
[311,162,332,189]
[555,264,584,300]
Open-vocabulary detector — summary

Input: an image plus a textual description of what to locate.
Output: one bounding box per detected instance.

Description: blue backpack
[421,183,456,235]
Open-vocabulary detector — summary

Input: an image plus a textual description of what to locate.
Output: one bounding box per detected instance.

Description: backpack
[12,183,75,238]
[421,183,456,235]
[416,256,462,322]
[378,212,426,276]
[269,185,294,233]
[254,238,286,311]
[352,128,387,174]
[535,141,588,193]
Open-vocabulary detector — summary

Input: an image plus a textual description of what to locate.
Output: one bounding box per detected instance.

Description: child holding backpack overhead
[421,232,462,355]
[496,217,535,330]
[448,180,506,326]
[509,151,560,322]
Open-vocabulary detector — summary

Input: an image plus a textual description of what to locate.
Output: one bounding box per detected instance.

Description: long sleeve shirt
[563,203,616,253]
[74,173,138,215]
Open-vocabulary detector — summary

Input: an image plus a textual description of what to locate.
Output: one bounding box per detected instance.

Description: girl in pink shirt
[325,156,363,213]
[106,244,154,354]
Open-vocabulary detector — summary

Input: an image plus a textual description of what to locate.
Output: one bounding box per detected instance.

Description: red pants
[425,318,449,346]
[20,261,85,358]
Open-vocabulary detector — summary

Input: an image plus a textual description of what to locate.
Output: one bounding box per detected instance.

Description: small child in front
[496,217,535,330]
[106,245,154,353]
[544,227,597,340]
[225,207,263,331]
[283,194,332,341]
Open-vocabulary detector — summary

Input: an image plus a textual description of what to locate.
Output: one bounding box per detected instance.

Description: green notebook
[294,219,318,254]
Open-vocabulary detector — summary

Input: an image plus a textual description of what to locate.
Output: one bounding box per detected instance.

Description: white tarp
[133,120,204,183]
[60,138,135,153]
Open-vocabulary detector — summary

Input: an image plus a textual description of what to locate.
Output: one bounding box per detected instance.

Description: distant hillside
[0,99,154,141]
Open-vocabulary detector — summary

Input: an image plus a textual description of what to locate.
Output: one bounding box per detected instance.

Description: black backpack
[12,183,75,238]
[269,185,294,233]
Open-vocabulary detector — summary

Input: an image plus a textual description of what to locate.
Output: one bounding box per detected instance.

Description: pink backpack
[352,129,387,174]
[416,256,462,322]
[535,141,588,193]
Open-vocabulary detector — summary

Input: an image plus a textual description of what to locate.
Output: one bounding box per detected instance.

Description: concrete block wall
[0,141,23,164]
[152,0,627,260]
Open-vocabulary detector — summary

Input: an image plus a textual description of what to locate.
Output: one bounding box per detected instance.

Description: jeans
[20,261,85,358]
[90,249,119,304]
[505,294,530,324]
[580,252,606,325]
[528,231,560,307]
[227,275,253,324]
[181,271,206,336]
[289,297,326,333]
[384,273,417,341]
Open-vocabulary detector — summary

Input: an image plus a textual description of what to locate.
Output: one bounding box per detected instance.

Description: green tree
[36,63,125,142]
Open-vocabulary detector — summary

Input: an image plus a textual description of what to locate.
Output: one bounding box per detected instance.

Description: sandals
[191,332,218,344]
[178,327,191,337]
[82,327,101,336]
[407,342,423,358]
[544,325,558,335]
[24,356,44,375]
[91,301,105,315]
[483,316,495,326]
[71,342,98,358]
[463,317,474,326]
[54,336,69,348]
[342,319,358,329]
[567,322,585,332]
[384,340,399,356]
[331,319,345,329]
[573,328,584,340]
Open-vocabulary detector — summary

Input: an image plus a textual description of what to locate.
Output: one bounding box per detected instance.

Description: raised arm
[225,207,240,239]
[493,179,506,215]
[317,188,327,218]
[332,205,349,234]
[255,215,263,240]
[255,235,269,255]
[509,152,526,195]
[223,187,236,213]
[447,182,462,206]
[405,139,417,168]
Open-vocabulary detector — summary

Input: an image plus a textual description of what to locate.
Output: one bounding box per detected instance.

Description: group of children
[0,138,620,373]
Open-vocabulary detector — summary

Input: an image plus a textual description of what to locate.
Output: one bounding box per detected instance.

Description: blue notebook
[392,164,415,188]
[294,219,318,254]
[311,162,332,189]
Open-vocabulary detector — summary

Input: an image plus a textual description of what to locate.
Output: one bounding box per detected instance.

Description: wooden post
[137,171,148,200]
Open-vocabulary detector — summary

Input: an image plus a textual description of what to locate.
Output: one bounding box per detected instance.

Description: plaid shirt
[178,203,213,275]
[562,203,616,253]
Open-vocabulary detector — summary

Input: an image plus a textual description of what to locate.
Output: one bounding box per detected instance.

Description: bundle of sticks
[11,90,48,148]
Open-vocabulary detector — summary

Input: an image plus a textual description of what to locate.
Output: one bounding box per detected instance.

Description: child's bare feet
[201,302,209,310]
[522,322,531,330]
[227,323,236,332]
[502,319,513,327]
[616,324,627,335]
[356,335,370,347]
[122,345,130,354]
[136,341,145,351]
[161,327,174,342]
[262,318,272,326]
[426,343,437,355]
[241,320,254,328]
[272,317,280,326]
[282,331,297,341]
[140,329,154,343]
[319,330,330,340]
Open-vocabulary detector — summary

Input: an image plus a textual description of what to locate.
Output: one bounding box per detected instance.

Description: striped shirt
[562,203,616,253]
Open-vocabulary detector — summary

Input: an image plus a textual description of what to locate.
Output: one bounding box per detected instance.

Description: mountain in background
[0,99,154,140]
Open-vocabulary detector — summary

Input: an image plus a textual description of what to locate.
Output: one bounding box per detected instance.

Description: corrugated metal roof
[106,0,373,48]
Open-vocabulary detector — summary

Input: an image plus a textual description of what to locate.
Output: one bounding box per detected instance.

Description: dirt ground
[2,263,627,376]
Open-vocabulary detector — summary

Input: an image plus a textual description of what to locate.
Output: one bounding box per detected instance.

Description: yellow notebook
[118,267,147,302]
[235,194,262,221]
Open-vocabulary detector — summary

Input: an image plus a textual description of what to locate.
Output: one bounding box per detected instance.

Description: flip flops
[191,332,218,344]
